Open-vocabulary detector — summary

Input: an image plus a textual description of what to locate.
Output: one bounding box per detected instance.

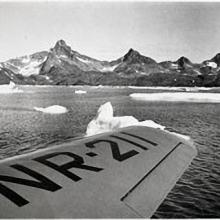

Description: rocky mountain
[1,39,220,86]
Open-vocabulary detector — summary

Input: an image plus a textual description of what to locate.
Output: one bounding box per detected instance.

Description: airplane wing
[0,126,197,218]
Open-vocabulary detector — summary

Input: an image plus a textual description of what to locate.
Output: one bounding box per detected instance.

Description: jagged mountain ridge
[0,39,220,86]
[40,40,122,74]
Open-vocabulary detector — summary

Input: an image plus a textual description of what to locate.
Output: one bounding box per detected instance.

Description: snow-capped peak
[22,56,30,63]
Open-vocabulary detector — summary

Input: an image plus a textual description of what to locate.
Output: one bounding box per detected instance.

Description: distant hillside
[0,39,220,86]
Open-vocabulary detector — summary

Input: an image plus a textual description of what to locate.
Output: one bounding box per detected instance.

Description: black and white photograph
[0,0,219,218]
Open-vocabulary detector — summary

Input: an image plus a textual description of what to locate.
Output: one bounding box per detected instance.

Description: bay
[0,85,219,218]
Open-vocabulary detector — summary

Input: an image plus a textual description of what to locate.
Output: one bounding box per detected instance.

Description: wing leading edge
[0,126,197,218]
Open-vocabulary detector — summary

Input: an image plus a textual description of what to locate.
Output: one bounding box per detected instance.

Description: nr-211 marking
[0,133,157,207]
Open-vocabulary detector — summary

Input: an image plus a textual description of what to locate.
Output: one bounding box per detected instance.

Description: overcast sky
[0,1,220,62]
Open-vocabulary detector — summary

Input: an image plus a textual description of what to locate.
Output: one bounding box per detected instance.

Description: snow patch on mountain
[135,70,147,75]
[206,61,217,68]
[40,75,51,81]
[193,69,202,76]
[22,56,31,63]
[100,64,119,72]
[2,55,47,77]
[19,60,42,76]
[4,62,18,69]
[76,57,91,64]
[57,54,68,59]
[19,57,47,76]
[171,63,178,68]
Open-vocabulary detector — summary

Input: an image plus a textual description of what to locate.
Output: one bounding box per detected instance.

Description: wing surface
[0,126,197,218]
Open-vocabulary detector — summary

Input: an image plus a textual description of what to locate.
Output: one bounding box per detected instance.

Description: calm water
[0,85,220,218]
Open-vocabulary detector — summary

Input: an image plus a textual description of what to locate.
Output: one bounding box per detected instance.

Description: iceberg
[75,90,87,94]
[34,105,68,114]
[130,92,220,103]
[86,102,191,142]
[86,102,166,136]
[0,81,23,94]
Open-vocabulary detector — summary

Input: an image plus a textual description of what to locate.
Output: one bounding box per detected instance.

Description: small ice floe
[85,102,191,142]
[95,85,104,89]
[183,87,200,92]
[128,86,214,92]
[75,90,87,94]
[0,81,23,94]
[130,92,220,103]
[34,105,68,114]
